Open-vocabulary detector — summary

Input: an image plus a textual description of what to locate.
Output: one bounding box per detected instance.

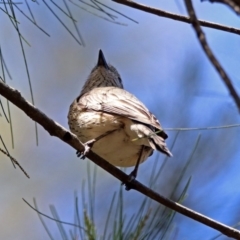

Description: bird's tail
[149,134,173,157]
[131,124,173,157]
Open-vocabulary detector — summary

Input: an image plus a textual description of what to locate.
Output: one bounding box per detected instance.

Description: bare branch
[208,0,240,15]
[112,0,240,36]
[0,81,240,239]
[42,0,83,46]
[166,123,240,131]
[22,198,85,230]
[184,0,240,111]
[0,147,30,178]
[12,2,50,37]
[69,0,128,25]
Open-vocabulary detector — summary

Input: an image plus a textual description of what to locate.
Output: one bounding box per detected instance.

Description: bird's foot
[76,139,96,159]
[122,170,137,191]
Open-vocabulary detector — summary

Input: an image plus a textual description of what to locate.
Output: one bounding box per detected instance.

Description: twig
[184,0,240,111]
[63,0,85,46]
[69,0,128,25]
[42,0,82,45]
[112,0,240,36]
[208,0,240,15]
[0,134,14,167]
[93,0,138,23]
[165,123,240,131]
[5,1,39,146]
[22,198,85,230]
[0,81,240,239]
[12,2,50,36]
[0,147,30,178]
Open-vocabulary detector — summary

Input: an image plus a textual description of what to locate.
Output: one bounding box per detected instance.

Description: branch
[0,147,29,178]
[184,0,240,111]
[166,123,240,131]
[208,0,240,15]
[112,0,240,36]
[0,80,240,239]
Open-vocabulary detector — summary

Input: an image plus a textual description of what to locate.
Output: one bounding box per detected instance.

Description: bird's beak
[98,50,109,70]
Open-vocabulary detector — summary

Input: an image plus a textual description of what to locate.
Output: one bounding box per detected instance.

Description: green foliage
[84,209,96,240]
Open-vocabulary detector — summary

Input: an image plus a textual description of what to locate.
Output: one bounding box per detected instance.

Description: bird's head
[80,50,124,96]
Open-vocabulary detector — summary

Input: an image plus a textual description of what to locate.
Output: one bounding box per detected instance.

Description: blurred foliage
[26,159,192,240]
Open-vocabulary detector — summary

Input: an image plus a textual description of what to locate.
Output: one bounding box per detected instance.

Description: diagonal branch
[112,0,240,36]
[184,0,240,111]
[0,80,240,239]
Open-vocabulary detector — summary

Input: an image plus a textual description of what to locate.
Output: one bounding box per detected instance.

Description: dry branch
[208,0,240,15]
[184,0,240,111]
[0,80,240,239]
[113,0,240,36]
[0,147,29,178]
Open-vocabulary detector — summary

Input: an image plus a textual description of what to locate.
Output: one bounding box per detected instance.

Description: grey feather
[78,87,168,139]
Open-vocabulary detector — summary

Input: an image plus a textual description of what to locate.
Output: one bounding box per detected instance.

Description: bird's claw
[76,148,89,160]
[122,171,137,191]
[76,139,96,159]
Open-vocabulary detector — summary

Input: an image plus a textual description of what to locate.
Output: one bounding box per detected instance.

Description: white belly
[69,111,152,167]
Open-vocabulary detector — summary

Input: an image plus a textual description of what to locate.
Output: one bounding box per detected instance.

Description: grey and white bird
[68,50,172,179]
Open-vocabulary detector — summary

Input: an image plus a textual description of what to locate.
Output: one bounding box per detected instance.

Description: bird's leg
[124,145,145,191]
[77,129,118,159]
[129,145,145,180]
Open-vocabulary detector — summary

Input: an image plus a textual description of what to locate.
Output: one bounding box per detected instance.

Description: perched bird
[68,50,172,180]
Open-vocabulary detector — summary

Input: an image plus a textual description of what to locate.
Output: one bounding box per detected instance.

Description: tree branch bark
[184,0,240,111]
[113,0,240,36]
[0,80,240,239]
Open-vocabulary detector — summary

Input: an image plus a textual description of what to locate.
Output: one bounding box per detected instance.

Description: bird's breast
[68,107,152,167]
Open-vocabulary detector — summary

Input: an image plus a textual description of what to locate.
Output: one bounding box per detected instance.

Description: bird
[68,50,172,181]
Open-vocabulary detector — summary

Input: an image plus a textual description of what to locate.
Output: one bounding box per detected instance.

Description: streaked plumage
[68,50,172,170]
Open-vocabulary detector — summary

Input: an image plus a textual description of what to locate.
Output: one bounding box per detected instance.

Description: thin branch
[0,98,9,122]
[42,0,83,45]
[210,222,240,240]
[12,2,50,37]
[6,1,39,145]
[165,123,240,131]
[75,194,84,240]
[50,0,78,20]
[63,0,85,46]
[208,0,240,15]
[112,0,240,36]
[0,147,29,178]
[93,0,138,23]
[0,80,240,239]
[0,134,14,167]
[22,198,86,230]
[2,1,30,45]
[0,5,19,22]
[0,47,14,147]
[71,0,138,23]
[69,0,128,25]
[0,1,23,4]
[25,0,36,23]
[71,0,115,16]
[0,48,12,80]
[32,198,55,240]
[91,0,117,20]
[184,0,240,111]
[49,205,68,239]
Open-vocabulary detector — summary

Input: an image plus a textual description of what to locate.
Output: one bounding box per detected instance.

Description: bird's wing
[77,87,168,139]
